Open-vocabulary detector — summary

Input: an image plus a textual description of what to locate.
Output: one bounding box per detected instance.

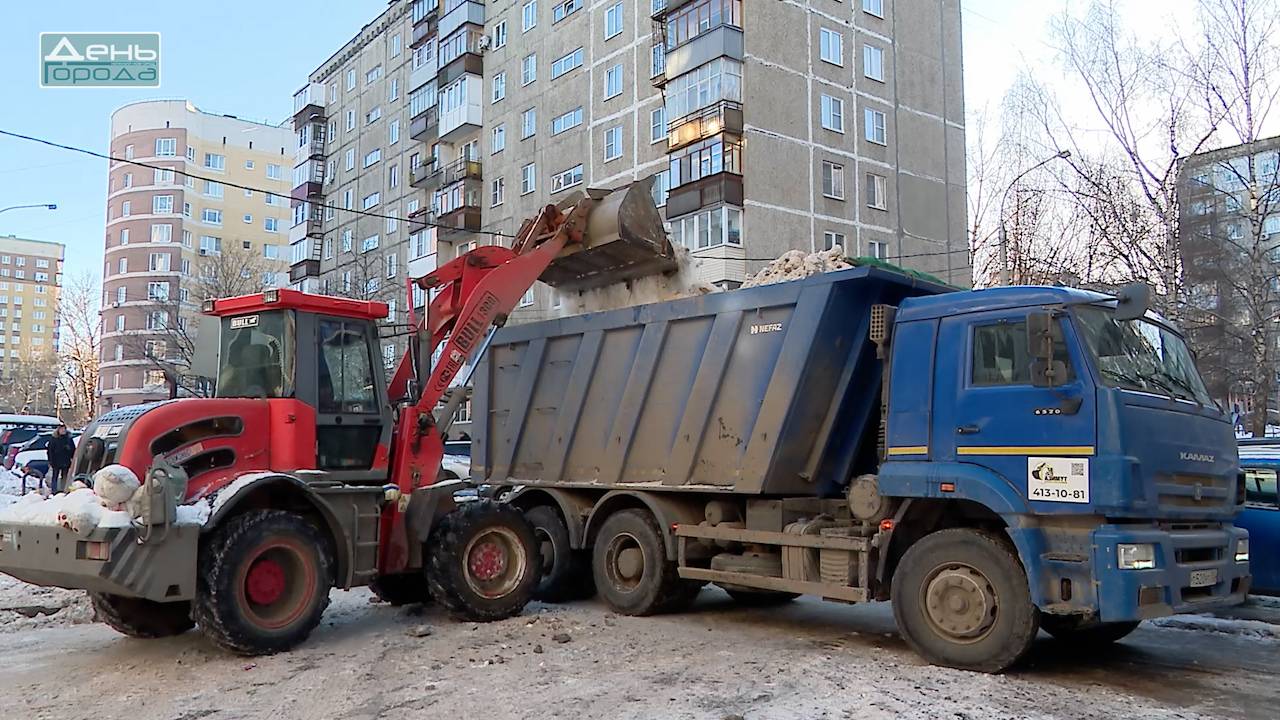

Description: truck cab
[880,286,1249,629]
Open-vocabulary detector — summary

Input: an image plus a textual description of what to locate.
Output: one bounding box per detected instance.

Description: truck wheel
[891,528,1038,673]
[427,500,540,622]
[369,572,431,606]
[193,510,333,655]
[1041,616,1141,647]
[592,509,698,616]
[525,505,594,602]
[90,593,194,638]
[724,589,799,606]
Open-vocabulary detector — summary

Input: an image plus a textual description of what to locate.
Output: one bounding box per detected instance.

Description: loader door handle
[956,424,981,435]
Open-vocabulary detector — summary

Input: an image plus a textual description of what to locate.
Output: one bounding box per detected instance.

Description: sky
[0,0,1207,286]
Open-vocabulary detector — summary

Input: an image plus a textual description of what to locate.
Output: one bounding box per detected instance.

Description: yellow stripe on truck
[887,446,929,456]
[957,446,1095,457]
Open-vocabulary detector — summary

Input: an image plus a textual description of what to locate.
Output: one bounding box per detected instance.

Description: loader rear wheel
[193,510,333,655]
[525,505,594,602]
[90,593,194,638]
[892,528,1038,673]
[592,509,700,616]
[1041,616,1141,647]
[427,500,540,622]
[369,572,431,606]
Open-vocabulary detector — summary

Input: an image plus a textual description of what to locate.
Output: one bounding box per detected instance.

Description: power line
[0,128,518,239]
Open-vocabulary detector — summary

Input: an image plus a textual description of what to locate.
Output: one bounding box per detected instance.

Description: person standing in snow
[46,424,76,494]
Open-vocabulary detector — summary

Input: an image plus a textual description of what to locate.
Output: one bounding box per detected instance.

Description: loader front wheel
[427,500,540,622]
[193,510,333,655]
[90,593,194,638]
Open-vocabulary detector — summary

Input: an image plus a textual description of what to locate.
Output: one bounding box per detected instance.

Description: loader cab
[207,289,393,472]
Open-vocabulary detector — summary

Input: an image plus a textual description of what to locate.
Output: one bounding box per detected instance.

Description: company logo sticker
[40,33,160,88]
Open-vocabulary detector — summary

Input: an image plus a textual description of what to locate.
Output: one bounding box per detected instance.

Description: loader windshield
[216,310,295,399]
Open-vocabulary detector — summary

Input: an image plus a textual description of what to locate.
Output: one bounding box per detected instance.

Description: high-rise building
[100,100,293,411]
[0,233,64,371]
[296,0,967,323]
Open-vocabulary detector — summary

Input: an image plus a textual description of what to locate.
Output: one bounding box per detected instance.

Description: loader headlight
[1118,543,1157,570]
[1235,538,1249,563]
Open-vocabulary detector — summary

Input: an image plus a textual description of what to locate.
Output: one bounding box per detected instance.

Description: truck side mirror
[1114,283,1151,322]
[1027,312,1065,388]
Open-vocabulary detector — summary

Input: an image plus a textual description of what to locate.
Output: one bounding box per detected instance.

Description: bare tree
[0,347,60,416]
[57,272,102,426]
[329,245,405,370]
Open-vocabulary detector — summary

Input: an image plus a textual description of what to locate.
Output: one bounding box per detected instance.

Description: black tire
[193,510,333,655]
[525,505,594,602]
[369,572,431,606]
[1041,616,1141,647]
[90,592,194,638]
[591,508,699,616]
[724,589,800,606]
[891,528,1038,673]
[427,500,541,622]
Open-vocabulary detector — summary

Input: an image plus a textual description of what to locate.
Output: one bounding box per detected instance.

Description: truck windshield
[1073,306,1213,406]
[216,310,295,399]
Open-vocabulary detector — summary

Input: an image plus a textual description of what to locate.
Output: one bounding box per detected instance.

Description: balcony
[294,123,326,164]
[438,76,483,142]
[436,28,485,86]
[438,157,482,186]
[410,162,443,190]
[408,207,432,234]
[291,83,326,130]
[289,258,320,283]
[666,174,743,219]
[410,1,439,48]
[409,56,437,91]
[435,206,482,240]
[668,100,743,151]
[287,204,323,244]
[664,23,743,82]
[291,160,325,201]
[438,0,485,40]
[410,106,438,142]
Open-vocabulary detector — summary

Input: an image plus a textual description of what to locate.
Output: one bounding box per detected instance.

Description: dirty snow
[741,246,853,289]
[0,488,134,534]
[554,244,717,317]
[1150,612,1280,641]
[205,471,278,515]
[0,574,94,634]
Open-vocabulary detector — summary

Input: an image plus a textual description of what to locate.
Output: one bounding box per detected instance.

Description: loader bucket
[540,175,677,291]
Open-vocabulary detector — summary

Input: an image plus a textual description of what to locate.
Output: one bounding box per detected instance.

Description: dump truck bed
[473,266,950,497]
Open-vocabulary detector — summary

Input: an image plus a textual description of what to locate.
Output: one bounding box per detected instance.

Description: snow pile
[0,574,94,634]
[554,244,717,317]
[1151,613,1280,641]
[0,489,133,535]
[92,464,139,510]
[742,245,853,289]
[176,498,212,526]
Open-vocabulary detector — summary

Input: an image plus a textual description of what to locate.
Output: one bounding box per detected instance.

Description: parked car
[441,440,471,481]
[0,414,63,462]
[1238,440,1280,595]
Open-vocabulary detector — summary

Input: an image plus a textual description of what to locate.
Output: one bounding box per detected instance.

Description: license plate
[1189,569,1218,588]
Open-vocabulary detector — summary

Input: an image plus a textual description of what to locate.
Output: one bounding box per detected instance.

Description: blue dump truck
[474,265,1250,672]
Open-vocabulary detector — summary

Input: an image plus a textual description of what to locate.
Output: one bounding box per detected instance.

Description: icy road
[1,575,1275,720]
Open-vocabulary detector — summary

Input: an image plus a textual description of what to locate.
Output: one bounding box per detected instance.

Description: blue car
[1239,441,1280,594]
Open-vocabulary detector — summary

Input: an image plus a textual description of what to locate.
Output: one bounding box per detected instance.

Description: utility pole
[998,150,1071,286]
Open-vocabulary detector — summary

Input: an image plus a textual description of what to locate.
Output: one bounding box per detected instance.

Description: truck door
[932,310,1097,507]
[314,317,387,470]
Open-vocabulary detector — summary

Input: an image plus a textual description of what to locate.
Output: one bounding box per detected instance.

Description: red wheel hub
[246,557,287,605]
[468,541,507,581]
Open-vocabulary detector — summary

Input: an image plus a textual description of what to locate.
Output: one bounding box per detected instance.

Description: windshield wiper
[1100,366,1178,401]
[1153,370,1204,406]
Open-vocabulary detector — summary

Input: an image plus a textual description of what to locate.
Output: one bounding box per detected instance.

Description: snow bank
[0,574,94,634]
[0,489,133,535]
[741,246,853,289]
[1150,613,1280,641]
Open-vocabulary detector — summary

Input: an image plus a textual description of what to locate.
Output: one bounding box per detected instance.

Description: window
[366,65,382,85]
[866,172,887,210]
[651,169,670,207]
[522,0,537,31]
[362,234,380,252]
[972,321,1072,386]
[389,164,400,189]
[151,223,172,243]
[1244,468,1278,507]
[822,161,845,200]
[152,195,174,214]
[664,58,743,120]
[121,200,131,217]
[346,67,356,90]
[493,20,508,48]
[155,137,176,156]
[115,286,126,304]
[343,188,355,209]
[823,231,846,251]
[265,217,280,232]
[202,208,223,225]
[867,239,888,259]
[391,32,402,57]
[364,148,382,167]
[821,95,845,132]
[604,126,622,162]
[346,109,356,131]
[203,153,225,171]
[664,0,743,49]
[386,207,398,235]
[199,235,222,255]
[553,0,582,23]
[490,177,506,207]
[551,107,583,135]
[521,163,536,194]
[551,164,584,193]
[864,107,887,145]
[116,316,125,332]
[668,136,741,188]
[492,72,507,102]
[264,244,280,260]
[366,106,382,124]
[182,230,192,248]
[864,44,885,82]
[669,206,743,250]
[521,108,537,139]
[362,192,381,210]
[124,144,134,160]
[604,63,623,99]
[651,108,668,144]
[146,310,168,331]
[820,28,843,66]
[385,253,398,279]
[204,180,223,198]
[605,2,623,39]
[345,148,356,171]
[522,54,537,85]
[651,44,666,78]
[551,48,583,79]
[153,167,173,185]
[863,0,884,18]
[147,281,169,301]
[492,124,506,153]
[266,163,282,180]
[388,118,401,145]
[342,229,353,253]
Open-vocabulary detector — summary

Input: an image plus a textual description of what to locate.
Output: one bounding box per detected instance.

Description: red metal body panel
[266,399,318,471]
[208,288,388,321]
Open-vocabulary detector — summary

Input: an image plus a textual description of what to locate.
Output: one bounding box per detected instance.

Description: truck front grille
[1156,473,1234,510]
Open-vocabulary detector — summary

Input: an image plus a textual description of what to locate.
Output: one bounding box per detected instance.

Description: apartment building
[0,234,64,370]
[1177,135,1280,419]
[101,100,292,411]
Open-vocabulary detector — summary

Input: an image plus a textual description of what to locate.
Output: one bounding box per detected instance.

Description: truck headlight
[1235,538,1249,563]
[1118,543,1156,570]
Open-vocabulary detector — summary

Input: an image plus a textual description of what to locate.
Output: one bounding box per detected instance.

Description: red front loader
[0,181,673,653]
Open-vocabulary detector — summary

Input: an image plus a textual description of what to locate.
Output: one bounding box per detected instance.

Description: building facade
[1178,135,1280,425]
[0,233,64,373]
[101,100,293,411]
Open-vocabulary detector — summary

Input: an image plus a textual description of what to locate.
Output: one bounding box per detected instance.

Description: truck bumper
[0,522,198,602]
[1092,524,1250,622]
